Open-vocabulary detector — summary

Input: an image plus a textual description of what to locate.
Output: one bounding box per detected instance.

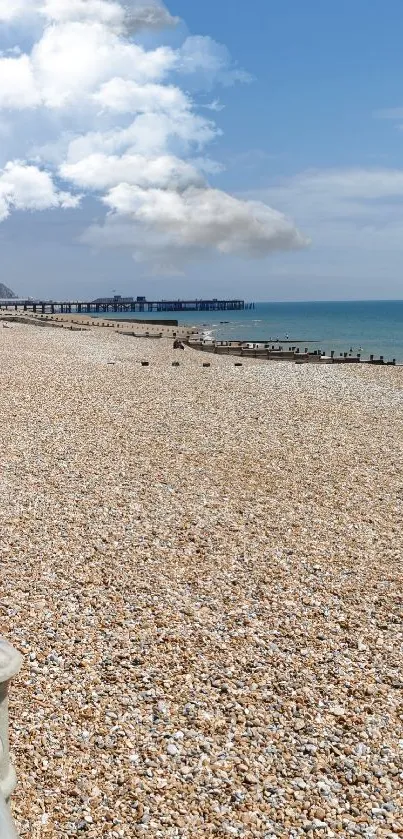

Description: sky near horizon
[1,0,403,300]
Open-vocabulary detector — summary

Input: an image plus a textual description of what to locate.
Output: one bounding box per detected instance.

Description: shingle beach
[0,323,402,838]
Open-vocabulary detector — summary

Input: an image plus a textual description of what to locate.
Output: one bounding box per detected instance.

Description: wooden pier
[1,296,246,315]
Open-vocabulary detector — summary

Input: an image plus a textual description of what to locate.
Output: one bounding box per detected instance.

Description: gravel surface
[0,324,402,838]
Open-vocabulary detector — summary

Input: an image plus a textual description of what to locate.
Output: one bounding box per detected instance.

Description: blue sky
[1,0,403,300]
[175,0,403,169]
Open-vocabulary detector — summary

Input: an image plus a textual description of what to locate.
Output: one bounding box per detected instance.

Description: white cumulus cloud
[0,161,80,221]
[0,54,39,108]
[0,1,29,22]
[61,153,204,191]
[41,0,127,28]
[93,78,190,114]
[99,184,307,254]
[0,0,177,29]
[0,0,307,267]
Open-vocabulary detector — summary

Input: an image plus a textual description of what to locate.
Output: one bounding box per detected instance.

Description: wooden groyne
[188,340,396,365]
[0,311,199,340]
[106,317,179,326]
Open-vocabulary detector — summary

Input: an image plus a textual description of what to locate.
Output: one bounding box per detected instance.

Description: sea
[100,300,403,363]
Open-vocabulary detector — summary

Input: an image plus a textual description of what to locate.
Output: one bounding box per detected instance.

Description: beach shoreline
[1,324,402,837]
[0,310,200,339]
[2,312,400,367]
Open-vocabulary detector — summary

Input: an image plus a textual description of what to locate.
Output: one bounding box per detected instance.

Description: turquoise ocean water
[102,300,403,363]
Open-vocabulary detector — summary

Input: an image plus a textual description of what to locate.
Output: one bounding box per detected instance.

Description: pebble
[0,323,402,838]
[329,705,346,717]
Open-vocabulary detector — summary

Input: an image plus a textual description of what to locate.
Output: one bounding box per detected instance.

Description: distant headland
[0,284,17,299]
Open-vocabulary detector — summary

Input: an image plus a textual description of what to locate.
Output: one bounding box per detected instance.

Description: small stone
[329,705,345,717]
[244,773,259,784]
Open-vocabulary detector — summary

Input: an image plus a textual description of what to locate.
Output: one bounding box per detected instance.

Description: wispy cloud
[373,106,403,120]
[229,149,283,171]
[253,167,403,230]
[237,166,403,288]
[243,166,403,272]
[202,99,225,112]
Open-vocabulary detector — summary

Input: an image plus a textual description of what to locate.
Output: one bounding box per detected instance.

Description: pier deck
[1,298,247,315]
